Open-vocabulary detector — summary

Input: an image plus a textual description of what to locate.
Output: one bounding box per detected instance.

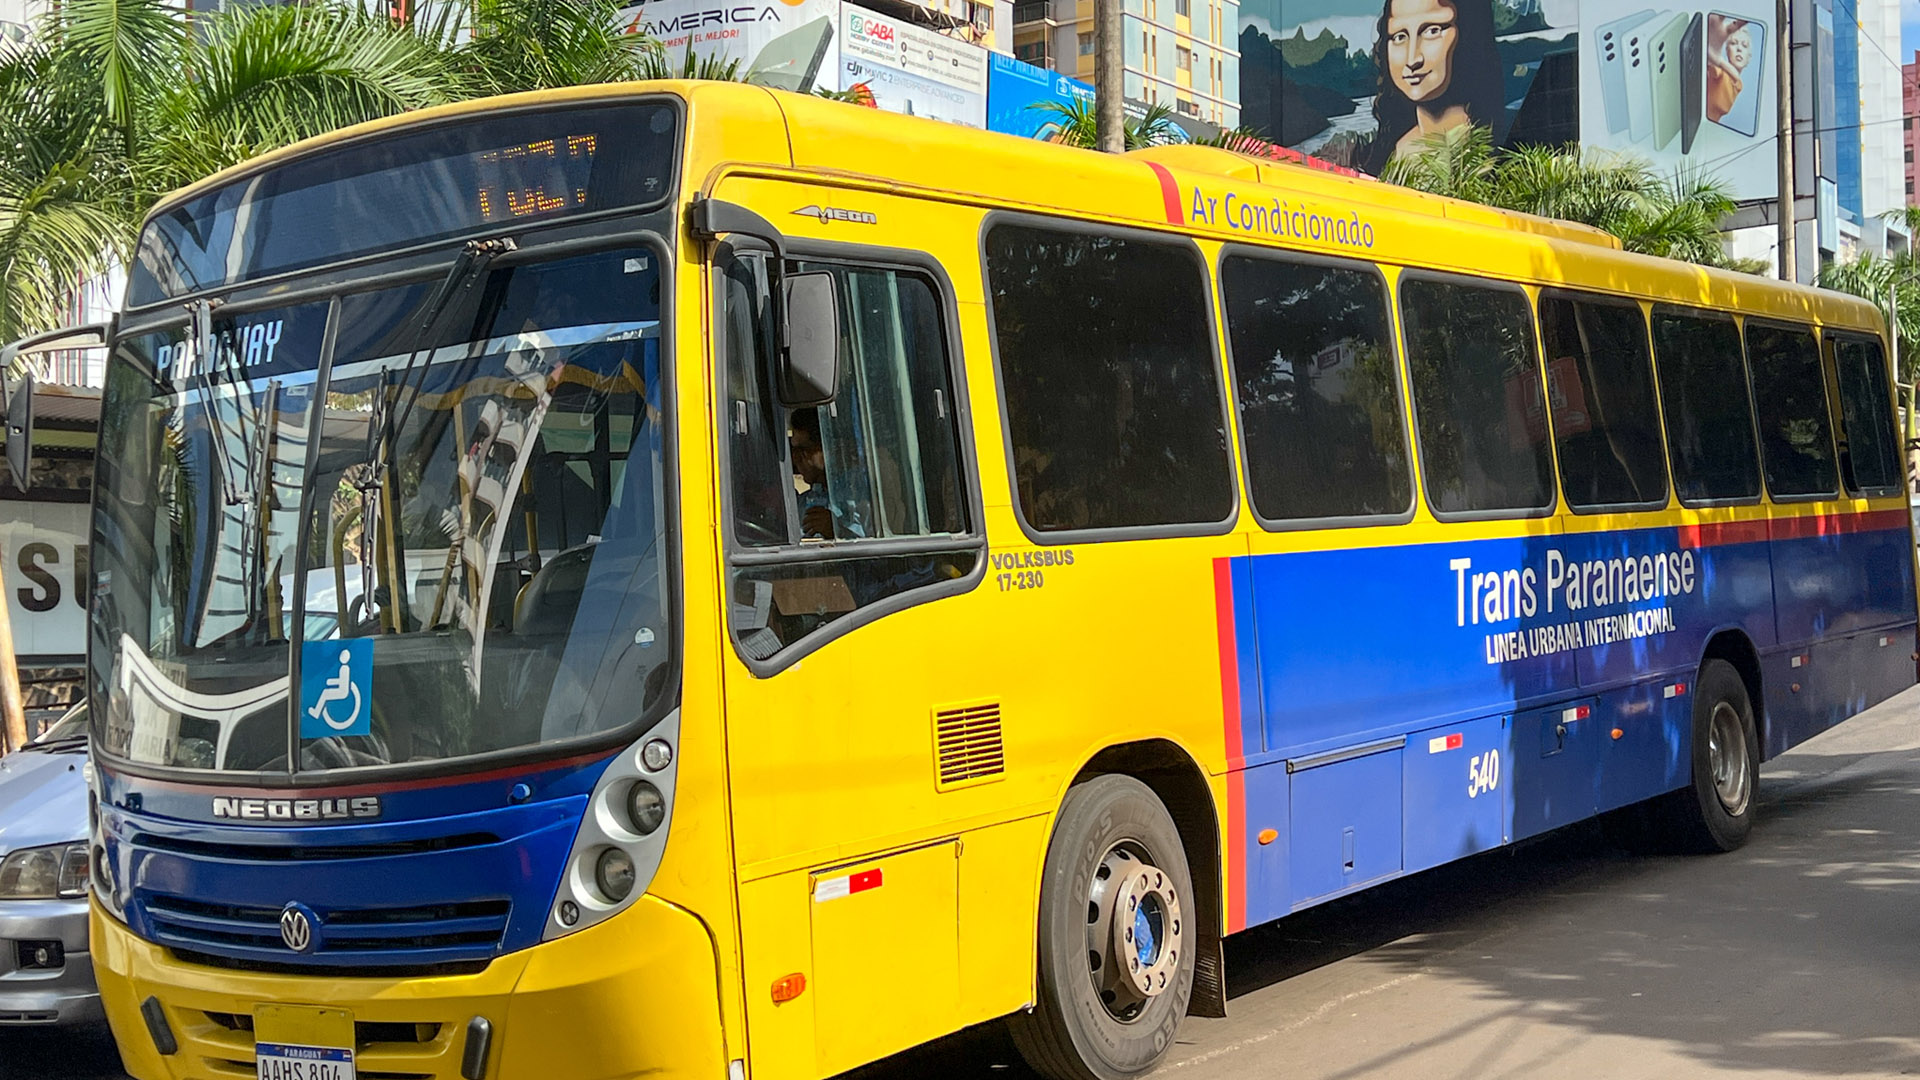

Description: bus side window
[718,253,977,663]
[1219,251,1411,523]
[983,223,1234,535]
[1829,335,1902,495]
[1746,322,1839,499]
[1399,276,1555,517]
[1537,294,1668,511]
[1650,310,1762,505]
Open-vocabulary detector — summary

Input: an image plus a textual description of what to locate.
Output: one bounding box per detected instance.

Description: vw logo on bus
[279,903,320,954]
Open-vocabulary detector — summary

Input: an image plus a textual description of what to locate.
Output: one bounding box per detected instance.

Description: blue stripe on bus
[1224,515,1915,921]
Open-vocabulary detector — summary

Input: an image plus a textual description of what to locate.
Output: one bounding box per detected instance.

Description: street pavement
[9,684,1920,1080]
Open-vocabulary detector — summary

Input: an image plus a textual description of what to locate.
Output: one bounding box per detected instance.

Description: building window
[1177,97,1198,115]
[1015,40,1046,63]
[1907,148,1914,163]
[1176,45,1192,70]
[1175,0,1190,14]
[1079,30,1095,53]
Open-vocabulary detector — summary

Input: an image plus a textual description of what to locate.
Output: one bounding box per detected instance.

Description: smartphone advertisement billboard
[1578,0,1776,198]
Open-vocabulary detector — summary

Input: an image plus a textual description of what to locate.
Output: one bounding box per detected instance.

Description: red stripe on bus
[1768,507,1910,540]
[1212,558,1247,934]
[849,869,883,894]
[1675,519,1771,548]
[1146,162,1184,225]
[1678,508,1907,549]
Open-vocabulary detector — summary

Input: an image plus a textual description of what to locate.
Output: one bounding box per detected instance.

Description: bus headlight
[545,711,680,942]
[626,781,666,835]
[595,848,636,902]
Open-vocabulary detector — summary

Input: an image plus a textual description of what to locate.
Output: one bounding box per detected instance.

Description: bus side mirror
[4,373,30,490]
[0,320,112,490]
[779,272,839,407]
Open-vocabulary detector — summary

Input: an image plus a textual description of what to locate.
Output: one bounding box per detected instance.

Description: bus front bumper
[93,895,728,1080]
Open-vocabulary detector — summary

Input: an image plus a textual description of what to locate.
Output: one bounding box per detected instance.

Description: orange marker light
[1257,828,1278,845]
[1610,728,1624,740]
[771,973,807,1003]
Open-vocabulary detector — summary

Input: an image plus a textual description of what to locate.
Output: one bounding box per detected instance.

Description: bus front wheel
[1012,774,1196,1080]
[1668,658,1760,852]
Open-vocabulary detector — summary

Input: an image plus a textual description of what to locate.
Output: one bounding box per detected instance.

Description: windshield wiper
[356,236,517,494]
[187,298,246,505]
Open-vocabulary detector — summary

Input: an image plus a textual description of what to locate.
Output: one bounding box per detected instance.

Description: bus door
[704,178,999,1080]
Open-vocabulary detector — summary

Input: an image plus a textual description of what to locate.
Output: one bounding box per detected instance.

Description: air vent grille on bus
[934,702,1005,789]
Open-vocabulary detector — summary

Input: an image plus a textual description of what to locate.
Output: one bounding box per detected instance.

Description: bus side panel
[1402,714,1512,874]
[1760,510,1917,756]
[1239,534,1573,758]
[1593,678,1693,813]
[1768,508,1915,645]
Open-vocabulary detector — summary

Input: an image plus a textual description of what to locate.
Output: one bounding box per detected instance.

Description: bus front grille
[139,894,512,969]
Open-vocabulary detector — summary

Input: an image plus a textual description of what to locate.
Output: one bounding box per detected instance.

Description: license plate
[254,1004,356,1080]
[254,1042,355,1080]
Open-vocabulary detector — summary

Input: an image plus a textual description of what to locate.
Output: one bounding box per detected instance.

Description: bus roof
[145,79,1883,337]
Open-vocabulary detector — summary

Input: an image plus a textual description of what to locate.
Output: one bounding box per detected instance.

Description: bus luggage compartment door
[1288,740,1404,909]
[808,840,961,1076]
[1512,698,1600,841]
[1403,714,1512,874]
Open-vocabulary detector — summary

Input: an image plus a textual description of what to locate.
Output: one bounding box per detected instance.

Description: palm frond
[43,0,188,140]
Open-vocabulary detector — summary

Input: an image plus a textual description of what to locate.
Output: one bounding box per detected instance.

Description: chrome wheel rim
[1084,841,1184,1023]
[1707,701,1751,816]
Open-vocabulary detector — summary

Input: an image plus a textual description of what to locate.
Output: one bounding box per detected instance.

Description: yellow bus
[52,79,1913,1080]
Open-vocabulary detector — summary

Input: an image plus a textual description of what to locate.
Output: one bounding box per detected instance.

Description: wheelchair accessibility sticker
[301,639,372,738]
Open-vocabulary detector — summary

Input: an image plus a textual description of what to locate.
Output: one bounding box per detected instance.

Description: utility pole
[1775,0,1794,282]
[1096,0,1124,152]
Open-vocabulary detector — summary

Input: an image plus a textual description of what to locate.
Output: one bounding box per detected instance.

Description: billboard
[619,0,842,93]
[1577,1,1777,198]
[839,5,989,127]
[1,500,88,663]
[985,52,1095,139]
[1239,0,1579,172]
[1237,0,1773,197]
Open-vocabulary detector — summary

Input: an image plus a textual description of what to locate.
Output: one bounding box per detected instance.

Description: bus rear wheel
[1666,659,1760,853]
[1012,774,1195,1080]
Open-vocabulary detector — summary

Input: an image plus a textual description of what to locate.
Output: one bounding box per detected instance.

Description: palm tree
[1033,97,1181,152]
[1379,125,1744,269]
[0,0,671,344]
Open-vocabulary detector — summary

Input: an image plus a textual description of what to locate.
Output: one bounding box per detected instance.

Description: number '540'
[1468,750,1500,799]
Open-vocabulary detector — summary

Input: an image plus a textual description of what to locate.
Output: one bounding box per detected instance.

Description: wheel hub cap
[1707,701,1751,816]
[1086,844,1184,1022]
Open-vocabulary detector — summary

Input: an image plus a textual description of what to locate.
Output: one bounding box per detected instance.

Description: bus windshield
[89,246,674,775]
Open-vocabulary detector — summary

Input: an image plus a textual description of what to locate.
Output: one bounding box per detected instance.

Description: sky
[1907,0,1920,63]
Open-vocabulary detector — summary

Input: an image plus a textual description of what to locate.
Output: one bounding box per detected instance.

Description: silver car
[0,703,99,1025]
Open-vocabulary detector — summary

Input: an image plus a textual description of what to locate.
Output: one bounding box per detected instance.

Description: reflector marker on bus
[1663,683,1688,698]
[1879,636,1892,647]
[1427,733,1463,754]
[1561,705,1590,723]
[1790,654,1808,668]
[813,869,883,903]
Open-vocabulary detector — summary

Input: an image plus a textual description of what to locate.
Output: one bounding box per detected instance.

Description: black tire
[1011,775,1196,1080]
[1662,658,1760,853]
